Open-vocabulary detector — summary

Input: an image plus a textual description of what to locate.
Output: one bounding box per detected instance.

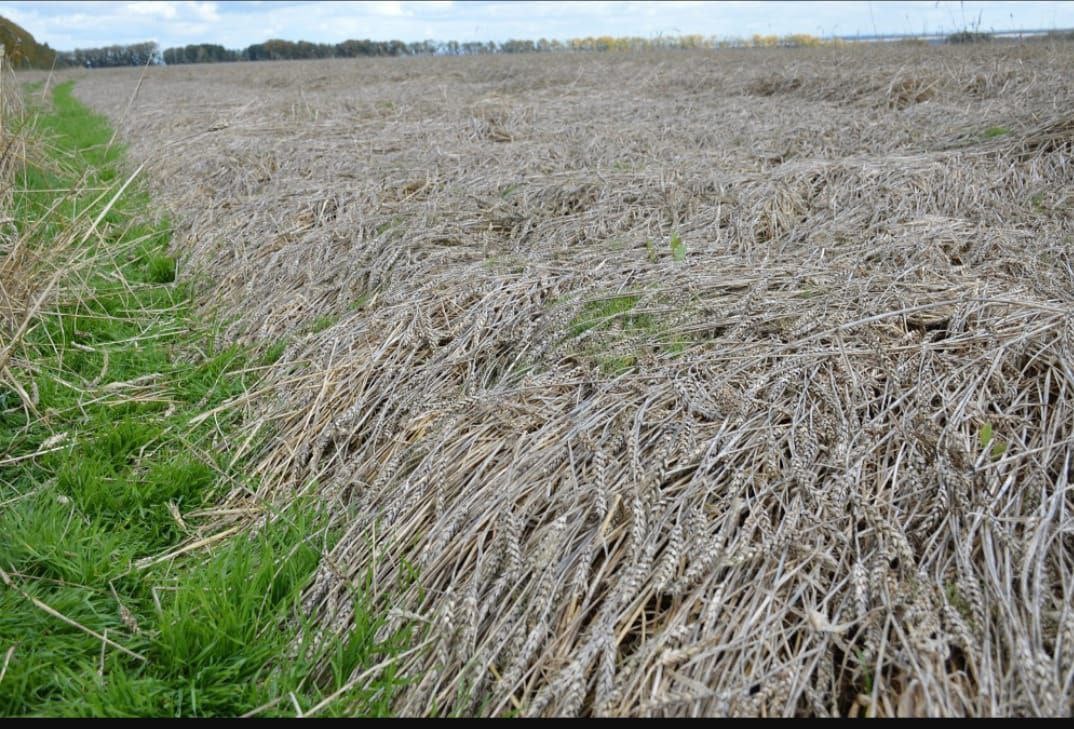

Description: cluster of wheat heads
[253,115,1074,717]
[65,41,1074,715]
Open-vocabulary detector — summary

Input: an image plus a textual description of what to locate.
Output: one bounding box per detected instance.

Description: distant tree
[163,43,239,64]
[500,39,536,53]
[334,39,367,58]
[177,44,238,63]
[407,40,436,56]
[59,41,161,68]
[0,15,59,68]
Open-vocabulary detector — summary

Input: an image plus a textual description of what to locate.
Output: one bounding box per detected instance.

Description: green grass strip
[0,81,408,717]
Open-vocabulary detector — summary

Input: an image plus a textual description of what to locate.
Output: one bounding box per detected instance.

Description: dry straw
[52,40,1074,716]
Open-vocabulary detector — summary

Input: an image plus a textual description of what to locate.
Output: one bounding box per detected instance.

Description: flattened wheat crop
[53,41,1074,716]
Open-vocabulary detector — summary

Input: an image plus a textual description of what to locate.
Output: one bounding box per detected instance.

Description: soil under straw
[42,42,1074,716]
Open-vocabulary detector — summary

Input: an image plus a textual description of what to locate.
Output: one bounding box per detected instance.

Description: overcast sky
[3,1,1073,51]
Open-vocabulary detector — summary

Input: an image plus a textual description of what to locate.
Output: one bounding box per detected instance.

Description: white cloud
[126,2,177,20]
[186,1,220,23]
[369,1,406,17]
[124,1,218,23]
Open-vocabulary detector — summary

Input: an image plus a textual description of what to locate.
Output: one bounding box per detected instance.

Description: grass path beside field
[0,81,406,717]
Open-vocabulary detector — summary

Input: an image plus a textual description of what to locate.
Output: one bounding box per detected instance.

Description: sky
[2,1,1073,51]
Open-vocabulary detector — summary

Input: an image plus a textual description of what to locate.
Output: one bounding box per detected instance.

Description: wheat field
[41,41,1074,715]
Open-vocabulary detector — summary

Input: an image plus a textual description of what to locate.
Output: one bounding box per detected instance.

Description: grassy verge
[0,81,406,716]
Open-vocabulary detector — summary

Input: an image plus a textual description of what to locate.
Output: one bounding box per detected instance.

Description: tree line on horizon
[40,28,1068,70]
[62,33,853,68]
[164,34,836,64]
[59,41,162,68]
[4,11,1072,72]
